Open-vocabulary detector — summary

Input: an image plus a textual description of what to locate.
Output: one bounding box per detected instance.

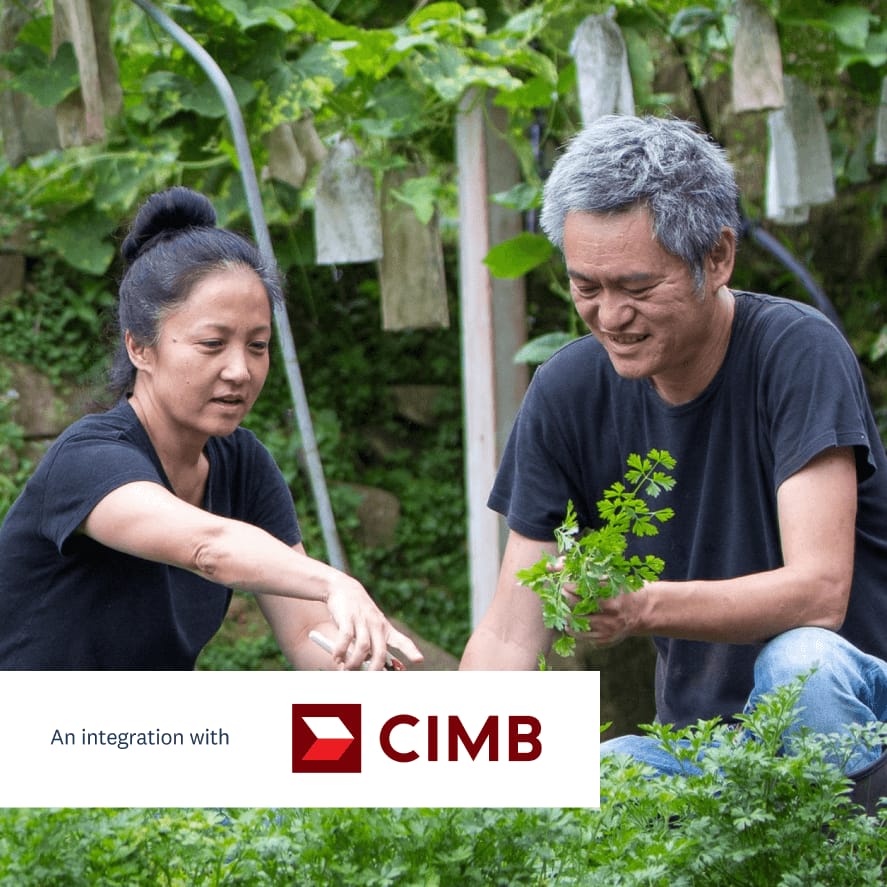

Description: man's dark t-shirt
[490,292,887,727]
[0,399,300,669]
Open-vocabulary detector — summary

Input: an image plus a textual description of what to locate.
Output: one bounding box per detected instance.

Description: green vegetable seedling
[516,449,677,664]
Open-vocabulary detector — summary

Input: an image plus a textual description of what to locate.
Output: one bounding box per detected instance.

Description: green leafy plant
[591,678,887,885]
[517,449,676,660]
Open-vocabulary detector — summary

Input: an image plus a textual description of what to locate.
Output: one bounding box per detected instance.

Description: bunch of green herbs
[517,449,677,660]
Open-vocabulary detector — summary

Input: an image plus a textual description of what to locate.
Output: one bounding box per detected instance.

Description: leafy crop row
[2,680,885,886]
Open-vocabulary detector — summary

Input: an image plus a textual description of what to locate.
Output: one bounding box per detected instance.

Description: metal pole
[129,0,347,570]
[456,90,501,628]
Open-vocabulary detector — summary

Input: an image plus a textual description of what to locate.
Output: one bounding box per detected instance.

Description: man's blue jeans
[601,627,887,778]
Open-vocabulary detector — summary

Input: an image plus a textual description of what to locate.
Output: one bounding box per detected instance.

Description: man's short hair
[540,115,740,287]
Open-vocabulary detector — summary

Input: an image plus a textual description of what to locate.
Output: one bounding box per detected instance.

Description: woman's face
[133,265,272,441]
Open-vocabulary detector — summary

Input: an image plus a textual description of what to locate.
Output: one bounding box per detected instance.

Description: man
[459,115,887,779]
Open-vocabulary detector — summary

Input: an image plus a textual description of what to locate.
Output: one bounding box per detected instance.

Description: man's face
[563,206,732,402]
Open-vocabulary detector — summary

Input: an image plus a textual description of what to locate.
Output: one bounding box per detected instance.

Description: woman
[0,186,422,670]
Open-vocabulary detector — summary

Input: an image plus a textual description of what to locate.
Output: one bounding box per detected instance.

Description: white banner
[1,671,600,808]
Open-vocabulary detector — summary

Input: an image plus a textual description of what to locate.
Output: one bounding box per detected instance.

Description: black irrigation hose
[741,216,846,335]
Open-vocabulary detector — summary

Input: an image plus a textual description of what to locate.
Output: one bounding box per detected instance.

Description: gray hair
[540,115,740,287]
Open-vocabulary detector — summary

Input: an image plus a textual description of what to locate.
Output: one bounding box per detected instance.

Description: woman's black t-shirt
[0,399,300,669]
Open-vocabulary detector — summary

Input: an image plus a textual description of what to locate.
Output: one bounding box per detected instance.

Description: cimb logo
[380,714,541,763]
[292,704,542,773]
[292,704,361,773]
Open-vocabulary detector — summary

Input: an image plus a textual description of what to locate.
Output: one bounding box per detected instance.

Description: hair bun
[121,186,217,265]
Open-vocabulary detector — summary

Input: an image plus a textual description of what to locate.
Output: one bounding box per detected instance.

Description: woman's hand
[324,575,423,670]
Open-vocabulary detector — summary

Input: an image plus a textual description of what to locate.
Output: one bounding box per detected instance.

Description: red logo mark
[292,704,361,773]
